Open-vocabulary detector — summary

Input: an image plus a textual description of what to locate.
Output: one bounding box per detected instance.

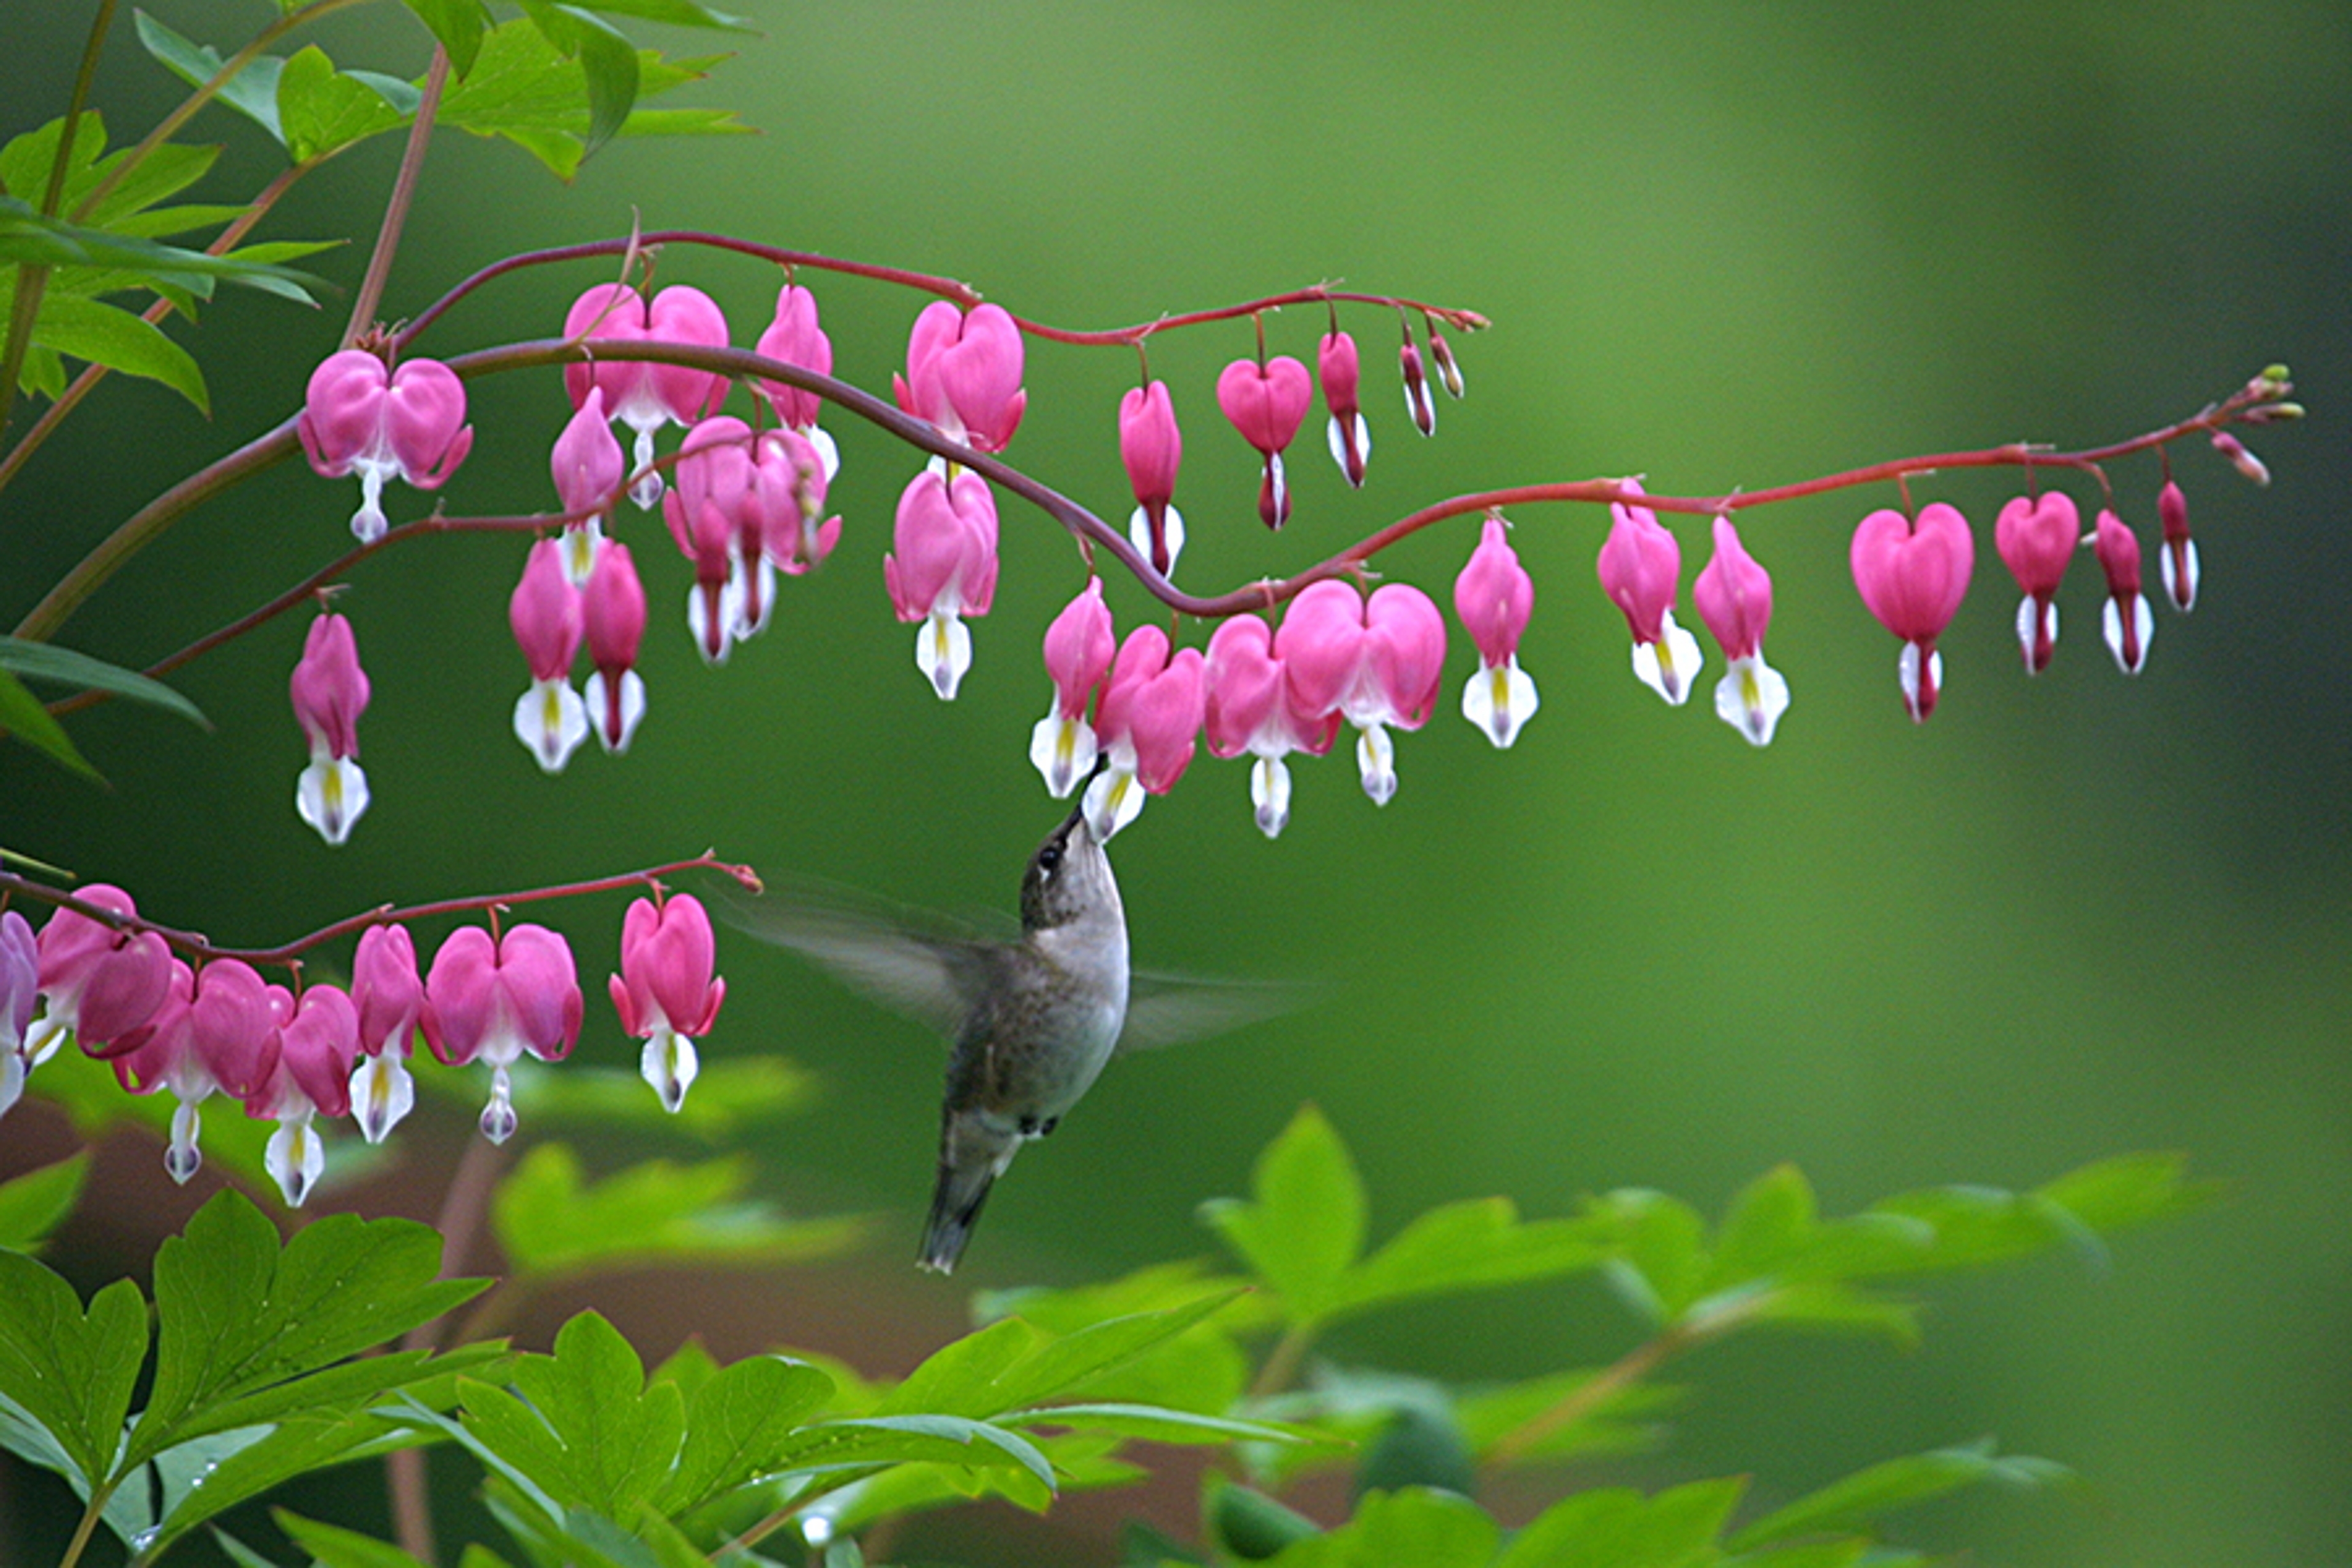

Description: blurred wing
[723,881,1006,1040]
[1118,971,1322,1054]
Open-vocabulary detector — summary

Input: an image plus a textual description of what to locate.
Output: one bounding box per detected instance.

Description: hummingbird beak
[1062,753,1112,836]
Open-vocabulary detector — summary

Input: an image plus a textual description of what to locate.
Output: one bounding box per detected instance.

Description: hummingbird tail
[919,1156,1000,1274]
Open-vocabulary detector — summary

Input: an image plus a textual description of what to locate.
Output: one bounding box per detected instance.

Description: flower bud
[1119,381,1186,574]
[2093,508,2153,675]
[510,539,589,772]
[2211,429,2269,487]
[1318,330,1370,488]
[2157,480,2198,612]
[1399,323,1436,437]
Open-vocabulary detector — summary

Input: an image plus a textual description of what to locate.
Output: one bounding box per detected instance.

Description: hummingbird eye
[1037,843,1063,874]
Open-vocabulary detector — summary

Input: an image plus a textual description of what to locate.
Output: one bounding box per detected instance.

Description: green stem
[1484,1294,1762,1468]
[344,45,449,344]
[1249,1321,1319,1400]
[0,0,117,441]
[56,1478,118,1568]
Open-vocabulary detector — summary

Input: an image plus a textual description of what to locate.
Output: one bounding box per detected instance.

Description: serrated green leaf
[0,116,221,232]
[504,1311,686,1516]
[0,1256,145,1488]
[767,1413,1057,1493]
[554,6,642,159]
[147,1411,436,1551]
[1706,1164,1817,1290]
[1727,1441,2067,1552]
[1331,1197,1609,1321]
[135,14,287,142]
[491,1142,864,1278]
[129,1190,486,1468]
[1200,1105,1366,1324]
[560,0,752,28]
[418,1386,569,1524]
[346,70,426,118]
[660,1352,833,1515]
[31,293,206,409]
[403,0,491,77]
[212,1525,291,1568]
[0,661,100,780]
[433,19,735,179]
[195,1344,506,1439]
[1747,1281,1921,1347]
[1268,1486,1497,1568]
[1498,1477,1744,1568]
[0,637,207,728]
[0,1152,89,1253]
[1594,1188,1709,1325]
[277,46,410,162]
[873,1317,1039,1420]
[0,198,322,305]
[987,1295,1248,1416]
[1005,1401,1321,1447]
[276,1507,436,1568]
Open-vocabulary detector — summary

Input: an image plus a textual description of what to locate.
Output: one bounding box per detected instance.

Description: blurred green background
[3,2,2347,1565]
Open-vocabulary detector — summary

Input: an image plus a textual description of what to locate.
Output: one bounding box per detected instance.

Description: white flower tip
[805,425,842,482]
[641,1031,699,1113]
[1898,642,1943,722]
[296,756,371,845]
[352,1053,415,1144]
[480,1072,519,1145]
[514,679,590,774]
[1462,659,1538,748]
[266,1118,324,1207]
[1128,503,1186,578]
[1250,755,1292,839]
[0,1052,23,1123]
[1084,766,1146,842]
[2102,595,2154,675]
[2161,540,2200,612]
[1632,616,1702,706]
[1713,655,1790,747]
[584,669,647,755]
[561,521,604,587]
[919,612,973,700]
[2013,595,2061,675]
[628,426,663,510]
[730,554,777,641]
[1030,714,1098,799]
[1355,725,1398,806]
[1325,413,1371,486]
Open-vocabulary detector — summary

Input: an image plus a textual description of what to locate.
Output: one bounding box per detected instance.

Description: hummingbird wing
[723,881,1011,1040]
[1117,970,1322,1054]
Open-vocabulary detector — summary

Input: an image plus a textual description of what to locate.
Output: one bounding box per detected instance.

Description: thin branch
[0,854,761,970]
[345,45,449,345]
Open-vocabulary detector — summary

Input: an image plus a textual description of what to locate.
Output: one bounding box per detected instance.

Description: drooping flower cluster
[0,884,728,1207]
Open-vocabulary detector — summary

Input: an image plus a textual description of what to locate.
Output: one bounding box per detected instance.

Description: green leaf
[1330,1197,1609,1321]
[873,1316,1039,1420]
[0,1153,89,1253]
[31,293,207,409]
[434,20,739,179]
[1456,1366,1681,1465]
[491,1143,865,1278]
[1872,1154,2215,1276]
[0,638,208,728]
[276,1507,435,1568]
[0,197,323,301]
[1706,1164,1817,1289]
[765,1412,1057,1493]
[402,0,491,77]
[984,1295,1248,1416]
[659,1352,834,1515]
[0,1253,145,1488]
[1497,1477,1745,1568]
[559,0,752,28]
[1200,1105,1366,1324]
[549,5,643,159]
[148,1411,437,1552]
[500,1311,686,1517]
[1267,1486,1498,1568]
[129,1190,486,1467]
[276,46,409,162]
[134,12,287,142]
[1728,1441,2071,1552]
[1211,1480,1322,1560]
[1005,1401,1321,1447]
[1593,1188,1709,1325]
[0,662,101,780]
[211,1525,292,1568]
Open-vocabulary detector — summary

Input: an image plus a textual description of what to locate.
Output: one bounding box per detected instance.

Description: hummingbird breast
[959,918,1129,1128]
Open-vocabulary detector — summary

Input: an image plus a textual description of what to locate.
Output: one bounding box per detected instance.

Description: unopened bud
[2241,401,2303,424]
[2211,430,2270,487]
[1428,323,1464,399]
[1399,325,1436,437]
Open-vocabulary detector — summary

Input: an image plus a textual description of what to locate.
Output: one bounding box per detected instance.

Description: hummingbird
[737,800,1300,1273]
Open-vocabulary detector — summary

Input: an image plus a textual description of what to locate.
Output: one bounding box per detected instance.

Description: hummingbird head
[1019,802,1120,933]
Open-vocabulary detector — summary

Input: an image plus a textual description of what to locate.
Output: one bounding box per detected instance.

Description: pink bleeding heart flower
[551,386,627,585]
[1083,626,1207,840]
[299,350,473,543]
[24,886,173,1072]
[510,538,589,772]
[423,923,582,1144]
[289,613,372,845]
[664,416,758,663]
[609,894,725,1112]
[1276,579,1447,805]
[885,469,1000,699]
[582,541,649,755]
[1994,492,2079,674]
[1319,330,1371,488]
[107,959,216,1182]
[1204,615,1340,838]
[1596,481,1702,706]
[1216,355,1313,530]
[564,283,731,510]
[893,301,1028,453]
[249,984,358,1206]
[1399,322,1436,437]
[1691,517,1790,747]
[349,922,424,1144]
[2093,508,2154,675]
[2157,480,2198,611]
[756,282,842,480]
[188,960,290,1107]
[1453,516,1540,749]
[1851,502,1975,722]
[0,911,43,1121]
[1030,578,1117,799]
[731,426,840,643]
[1119,381,1186,575]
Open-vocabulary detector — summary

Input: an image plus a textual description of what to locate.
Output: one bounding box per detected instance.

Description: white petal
[1250,755,1292,839]
[1128,503,1186,577]
[1403,380,1436,435]
[1630,611,1702,706]
[266,1114,325,1207]
[2161,538,2200,612]
[1355,723,1397,805]
[350,1052,415,1144]
[560,519,605,587]
[802,424,842,481]
[731,552,777,640]
[918,611,973,700]
[628,425,664,510]
[1712,654,1790,747]
[1084,766,1147,842]
[296,755,370,845]
[166,1097,203,1183]
[22,1012,68,1068]
[513,678,589,774]
[350,464,390,543]
[0,1052,22,1123]
[584,668,647,754]
[2102,594,2154,675]
[1030,712,1098,799]
[480,1065,518,1144]
[640,1029,699,1113]
[2013,594,2062,673]
[1268,451,1288,523]
[1898,641,1943,721]
[1462,657,1539,748]
[1324,412,1371,486]
[687,578,736,666]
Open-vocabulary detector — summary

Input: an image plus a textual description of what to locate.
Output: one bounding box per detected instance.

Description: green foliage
[0,1152,89,1253]
[0,635,209,729]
